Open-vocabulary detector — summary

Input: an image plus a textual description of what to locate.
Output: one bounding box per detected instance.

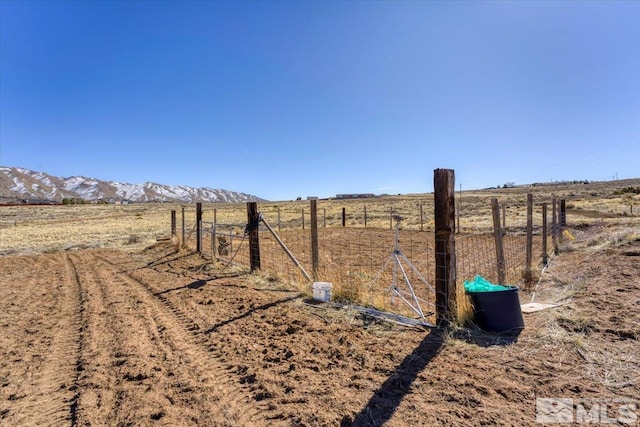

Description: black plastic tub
[468,287,525,336]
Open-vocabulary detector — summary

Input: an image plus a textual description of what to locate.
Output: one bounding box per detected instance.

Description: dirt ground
[1,223,639,426]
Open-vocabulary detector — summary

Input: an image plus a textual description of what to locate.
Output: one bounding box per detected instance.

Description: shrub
[613,187,640,195]
[127,234,141,244]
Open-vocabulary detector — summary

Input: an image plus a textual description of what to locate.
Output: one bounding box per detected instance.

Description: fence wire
[178,194,569,321]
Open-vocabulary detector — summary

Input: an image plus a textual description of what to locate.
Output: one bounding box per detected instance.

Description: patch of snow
[11,177,28,194]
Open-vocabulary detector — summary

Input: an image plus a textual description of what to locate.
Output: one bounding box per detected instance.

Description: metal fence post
[196,202,202,253]
[542,203,548,266]
[171,210,176,238]
[181,207,185,248]
[525,194,533,287]
[310,199,319,279]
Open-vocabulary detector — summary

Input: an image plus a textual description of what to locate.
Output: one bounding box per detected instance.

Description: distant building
[307,196,319,200]
[335,193,376,200]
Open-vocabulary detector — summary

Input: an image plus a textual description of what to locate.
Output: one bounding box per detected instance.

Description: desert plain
[1,180,639,426]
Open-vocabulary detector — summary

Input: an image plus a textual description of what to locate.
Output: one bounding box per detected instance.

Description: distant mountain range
[0,166,266,204]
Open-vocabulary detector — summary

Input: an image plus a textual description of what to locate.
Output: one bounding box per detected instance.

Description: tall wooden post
[491,198,506,285]
[171,210,176,238]
[310,200,319,279]
[196,202,203,253]
[342,207,346,227]
[560,199,567,227]
[525,194,533,286]
[247,202,261,272]
[434,169,456,327]
[542,203,548,265]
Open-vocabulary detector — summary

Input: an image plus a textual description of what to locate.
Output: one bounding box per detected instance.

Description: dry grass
[2,179,639,326]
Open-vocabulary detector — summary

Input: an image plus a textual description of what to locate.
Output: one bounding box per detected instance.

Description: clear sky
[1,1,639,201]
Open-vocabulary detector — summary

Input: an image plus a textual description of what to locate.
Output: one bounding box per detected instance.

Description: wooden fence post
[342,207,346,227]
[364,205,367,228]
[434,169,457,327]
[196,202,202,253]
[171,210,176,238]
[491,198,506,285]
[310,200,319,279]
[560,199,567,226]
[502,203,506,231]
[542,203,548,266]
[525,194,533,286]
[247,202,261,272]
[302,208,305,230]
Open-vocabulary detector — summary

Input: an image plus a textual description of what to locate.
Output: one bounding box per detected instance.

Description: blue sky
[1,1,639,201]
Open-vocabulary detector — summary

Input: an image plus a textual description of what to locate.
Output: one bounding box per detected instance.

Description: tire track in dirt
[51,252,85,427]
[0,253,83,426]
[66,251,134,425]
[86,251,276,425]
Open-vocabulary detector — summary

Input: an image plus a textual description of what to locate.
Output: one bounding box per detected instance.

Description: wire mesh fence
[175,192,570,322]
[254,226,437,321]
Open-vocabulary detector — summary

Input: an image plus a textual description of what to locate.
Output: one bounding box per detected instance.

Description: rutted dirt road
[1,225,639,426]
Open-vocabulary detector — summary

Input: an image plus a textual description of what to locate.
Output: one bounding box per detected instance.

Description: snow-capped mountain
[0,167,266,204]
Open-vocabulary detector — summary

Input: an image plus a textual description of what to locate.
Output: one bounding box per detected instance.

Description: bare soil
[1,224,639,426]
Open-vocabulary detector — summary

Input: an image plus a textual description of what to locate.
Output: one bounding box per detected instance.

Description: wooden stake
[171,210,176,237]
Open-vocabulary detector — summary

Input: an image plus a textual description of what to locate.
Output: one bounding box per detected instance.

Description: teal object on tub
[463,275,511,293]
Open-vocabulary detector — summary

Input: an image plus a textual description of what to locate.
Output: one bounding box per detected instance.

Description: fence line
[177,179,577,323]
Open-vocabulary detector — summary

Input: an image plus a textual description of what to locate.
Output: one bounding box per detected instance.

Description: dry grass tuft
[455,285,474,326]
